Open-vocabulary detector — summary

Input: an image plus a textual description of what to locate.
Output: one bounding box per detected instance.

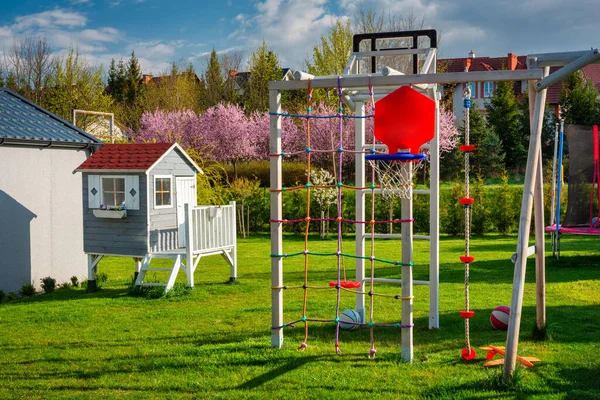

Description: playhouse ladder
[134,253,186,292]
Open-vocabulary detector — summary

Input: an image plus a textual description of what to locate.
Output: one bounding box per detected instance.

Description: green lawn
[1,234,599,399]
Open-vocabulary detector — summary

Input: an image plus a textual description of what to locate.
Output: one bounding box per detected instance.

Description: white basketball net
[368,159,413,201]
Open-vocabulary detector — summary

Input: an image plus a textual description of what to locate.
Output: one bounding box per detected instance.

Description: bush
[19,283,35,297]
[96,272,108,284]
[7,292,16,301]
[59,282,71,289]
[0,290,5,303]
[70,276,79,287]
[40,276,57,294]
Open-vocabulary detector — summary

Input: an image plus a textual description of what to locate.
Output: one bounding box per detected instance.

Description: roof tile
[76,143,173,171]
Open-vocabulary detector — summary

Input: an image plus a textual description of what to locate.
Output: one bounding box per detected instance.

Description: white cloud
[241,0,343,67]
[13,10,87,30]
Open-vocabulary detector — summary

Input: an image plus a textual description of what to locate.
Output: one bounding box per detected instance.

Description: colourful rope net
[270,77,414,358]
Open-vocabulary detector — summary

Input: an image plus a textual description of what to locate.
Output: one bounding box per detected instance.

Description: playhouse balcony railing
[184,201,237,255]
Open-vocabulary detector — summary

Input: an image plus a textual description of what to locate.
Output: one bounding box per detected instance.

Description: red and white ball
[490,306,510,330]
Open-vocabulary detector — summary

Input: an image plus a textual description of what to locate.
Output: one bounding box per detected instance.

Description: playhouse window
[102,177,125,207]
[155,176,172,208]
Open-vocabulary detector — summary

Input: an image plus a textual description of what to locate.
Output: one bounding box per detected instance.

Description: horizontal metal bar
[363,234,430,240]
[511,245,536,263]
[535,49,600,91]
[356,49,428,58]
[362,278,430,286]
[528,49,600,67]
[270,69,544,90]
[143,267,173,271]
[413,189,430,195]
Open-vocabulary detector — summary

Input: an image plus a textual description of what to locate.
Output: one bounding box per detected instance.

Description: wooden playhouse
[75,143,237,290]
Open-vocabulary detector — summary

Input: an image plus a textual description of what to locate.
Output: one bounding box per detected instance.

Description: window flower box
[93,209,127,219]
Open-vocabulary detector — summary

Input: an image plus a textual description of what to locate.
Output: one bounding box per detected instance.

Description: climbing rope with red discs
[460,84,476,361]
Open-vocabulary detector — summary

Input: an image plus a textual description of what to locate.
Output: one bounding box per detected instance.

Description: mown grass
[0,234,598,399]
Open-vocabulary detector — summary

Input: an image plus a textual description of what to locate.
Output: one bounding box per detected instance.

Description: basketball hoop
[366,152,427,200]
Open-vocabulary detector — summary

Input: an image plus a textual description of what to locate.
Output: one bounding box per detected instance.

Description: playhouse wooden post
[529,82,547,332]
[184,203,194,288]
[504,68,549,379]
[133,257,142,281]
[401,163,414,363]
[270,89,284,348]
[229,201,238,281]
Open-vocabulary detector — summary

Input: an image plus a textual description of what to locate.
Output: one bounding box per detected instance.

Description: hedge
[232,178,567,236]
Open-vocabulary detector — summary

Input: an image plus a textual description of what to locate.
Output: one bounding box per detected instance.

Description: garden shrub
[70,276,79,287]
[471,175,489,235]
[19,283,35,297]
[40,277,57,294]
[96,272,108,284]
[0,290,5,303]
[490,174,518,233]
[7,292,15,301]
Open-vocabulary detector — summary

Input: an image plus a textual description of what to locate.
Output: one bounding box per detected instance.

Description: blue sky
[0,0,597,75]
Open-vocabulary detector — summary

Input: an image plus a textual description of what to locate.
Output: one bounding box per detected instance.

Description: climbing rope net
[269,77,416,358]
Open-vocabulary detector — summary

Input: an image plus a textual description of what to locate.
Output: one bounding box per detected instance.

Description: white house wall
[0,146,89,293]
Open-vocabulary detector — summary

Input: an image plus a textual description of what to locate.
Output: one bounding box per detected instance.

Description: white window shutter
[88,175,100,208]
[125,175,140,210]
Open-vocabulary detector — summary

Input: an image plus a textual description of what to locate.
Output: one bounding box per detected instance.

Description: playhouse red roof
[76,143,174,171]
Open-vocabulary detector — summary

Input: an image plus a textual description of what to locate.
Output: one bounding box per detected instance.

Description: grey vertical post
[270,89,284,348]
[528,82,546,332]
[429,53,440,329]
[401,163,414,362]
[504,67,549,379]
[355,102,366,323]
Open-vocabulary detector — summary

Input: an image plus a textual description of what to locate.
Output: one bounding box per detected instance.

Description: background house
[0,88,102,293]
[438,52,600,124]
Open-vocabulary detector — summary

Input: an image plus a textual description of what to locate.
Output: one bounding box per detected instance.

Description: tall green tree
[107,58,127,103]
[306,20,353,76]
[559,70,600,125]
[203,49,224,108]
[42,49,113,122]
[486,81,526,173]
[139,62,201,112]
[246,42,281,113]
[125,51,142,104]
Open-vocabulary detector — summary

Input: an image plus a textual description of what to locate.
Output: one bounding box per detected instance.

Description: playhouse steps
[134,253,184,292]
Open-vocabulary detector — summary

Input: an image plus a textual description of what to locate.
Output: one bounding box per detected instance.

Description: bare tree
[220,50,243,103]
[5,36,54,103]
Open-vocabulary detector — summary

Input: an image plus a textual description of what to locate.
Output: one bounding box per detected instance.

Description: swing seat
[459,310,475,318]
[329,281,361,289]
[459,198,474,205]
[460,255,475,263]
[459,145,475,152]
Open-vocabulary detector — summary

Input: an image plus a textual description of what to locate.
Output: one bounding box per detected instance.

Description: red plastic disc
[459,310,475,319]
[459,198,475,205]
[329,281,361,289]
[460,145,475,152]
[460,255,475,263]
[461,348,477,360]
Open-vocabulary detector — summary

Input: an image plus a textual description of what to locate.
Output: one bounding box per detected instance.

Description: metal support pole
[429,58,440,330]
[270,89,284,348]
[355,102,366,323]
[401,163,414,362]
[529,82,546,332]
[504,68,549,380]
